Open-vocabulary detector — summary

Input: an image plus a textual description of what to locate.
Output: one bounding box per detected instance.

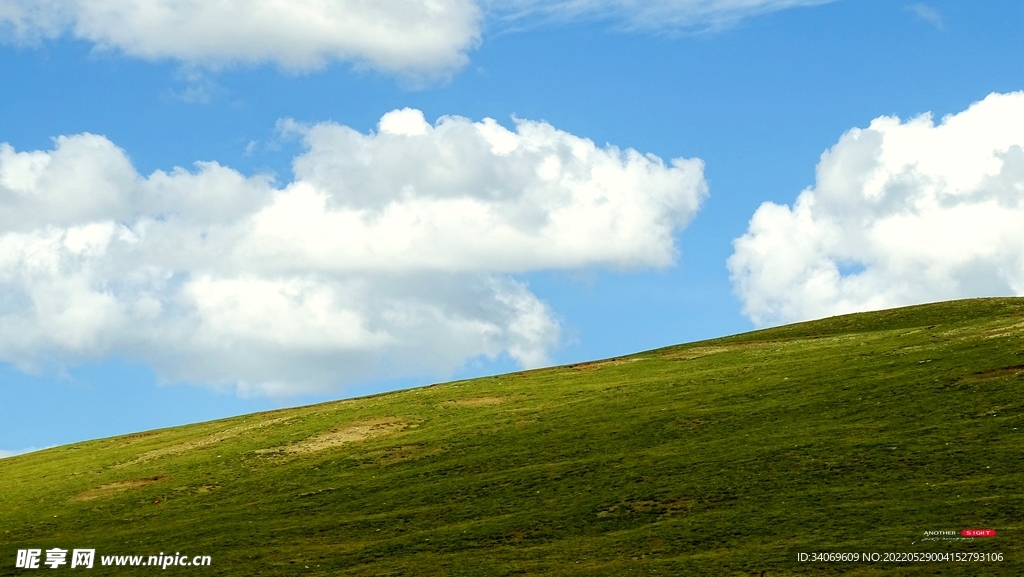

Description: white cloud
[0,0,481,76]
[0,110,706,395]
[0,0,838,77]
[729,92,1024,326]
[488,0,836,31]
[907,3,944,30]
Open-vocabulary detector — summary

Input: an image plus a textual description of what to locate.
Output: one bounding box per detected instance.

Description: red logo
[961,529,996,537]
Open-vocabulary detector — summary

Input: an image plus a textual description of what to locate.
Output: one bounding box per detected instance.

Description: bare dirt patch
[983,320,1024,339]
[120,417,293,466]
[255,418,403,456]
[364,444,441,466]
[173,484,219,495]
[660,341,778,361]
[449,396,508,407]
[662,346,735,361]
[117,431,161,445]
[960,365,1024,383]
[564,357,648,372]
[72,476,164,501]
[597,497,690,518]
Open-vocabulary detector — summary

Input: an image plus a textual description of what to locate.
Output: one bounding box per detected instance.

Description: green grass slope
[2,298,1022,576]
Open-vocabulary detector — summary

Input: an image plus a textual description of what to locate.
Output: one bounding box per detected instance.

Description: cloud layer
[0,0,481,75]
[490,0,834,31]
[0,110,706,394]
[729,92,1024,326]
[0,0,832,75]
[907,3,944,30]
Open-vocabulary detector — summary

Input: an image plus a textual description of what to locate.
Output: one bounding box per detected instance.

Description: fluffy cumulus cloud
[729,92,1024,326]
[489,0,835,31]
[0,110,706,394]
[0,0,481,75]
[0,0,836,75]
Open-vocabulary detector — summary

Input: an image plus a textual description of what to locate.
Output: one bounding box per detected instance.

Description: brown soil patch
[597,497,690,518]
[450,396,508,407]
[660,341,780,361]
[173,484,219,495]
[72,476,164,501]
[118,431,160,444]
[662,346,735,360]
[120,417,292,466]
[565,357,648,372]
[984,320,1024,339]
[662,339,801,361]
[368,444,439,466]
[256,418,403,456]
[961,365,1024,382]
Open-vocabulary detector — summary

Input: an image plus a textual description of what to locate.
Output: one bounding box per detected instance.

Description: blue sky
[3,0,1024,456]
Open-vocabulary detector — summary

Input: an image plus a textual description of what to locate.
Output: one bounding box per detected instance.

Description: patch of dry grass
[255,418,404,456]
[71,476,165,501]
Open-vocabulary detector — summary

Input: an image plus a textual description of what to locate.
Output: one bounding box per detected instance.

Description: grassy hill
[1,298,1022,575]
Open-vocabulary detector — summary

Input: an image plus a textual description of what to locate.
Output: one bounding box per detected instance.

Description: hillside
[1,298,1022,575]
